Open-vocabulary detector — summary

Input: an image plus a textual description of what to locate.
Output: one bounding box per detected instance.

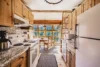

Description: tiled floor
[55,53,66,67]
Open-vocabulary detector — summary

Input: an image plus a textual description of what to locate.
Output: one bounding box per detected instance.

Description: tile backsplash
[0,27,29,45]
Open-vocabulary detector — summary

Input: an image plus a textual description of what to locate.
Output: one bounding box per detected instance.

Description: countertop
[0,46,29,67]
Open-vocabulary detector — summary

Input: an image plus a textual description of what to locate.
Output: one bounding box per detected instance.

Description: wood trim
[34,20,62,24]
[31,10,72,13]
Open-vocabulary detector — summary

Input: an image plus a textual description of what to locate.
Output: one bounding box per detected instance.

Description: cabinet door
[21,52,27,67]
[81,4,84,13]
[72,10,77,34]
[95,0,100,5]
[71,54,75,67]
[91,0,95,7]
[29,11,34,24]
[0,0,13,26]
[66,51,71,67]
[11,52,27,67]
[23,4,29,19]
[11,58,23,67]
[76,5,82,16]
[83,1,89,11]
[68,13,72,30]
[14,0,23,17]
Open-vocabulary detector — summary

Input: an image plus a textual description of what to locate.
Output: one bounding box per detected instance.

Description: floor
[35,45,66,67]
[37,54,58,67]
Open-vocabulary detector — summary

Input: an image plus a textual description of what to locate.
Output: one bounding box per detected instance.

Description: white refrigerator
[76,4,100,67]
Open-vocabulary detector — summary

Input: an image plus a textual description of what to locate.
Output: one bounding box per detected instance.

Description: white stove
[24,39,40,67]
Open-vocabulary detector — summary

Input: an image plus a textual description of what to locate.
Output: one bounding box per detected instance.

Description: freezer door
[77,4,100,39]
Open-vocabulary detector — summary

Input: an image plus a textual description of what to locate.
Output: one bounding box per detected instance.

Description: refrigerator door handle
[79,36,100,40]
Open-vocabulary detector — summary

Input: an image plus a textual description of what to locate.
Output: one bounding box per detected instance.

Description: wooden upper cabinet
[71,10,77,33]
[68,13,72,30]
[83,0,89,11]
[0,0,13,26]
[29,11,34,24]
[13,0,23,17]
[22,4,29,20]
[95,0,100,5]
[76,5,82,16]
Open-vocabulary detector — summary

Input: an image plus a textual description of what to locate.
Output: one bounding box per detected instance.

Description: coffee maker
[0,31,12,51]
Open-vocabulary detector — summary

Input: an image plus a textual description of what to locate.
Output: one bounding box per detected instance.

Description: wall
[0,27,28,45]
[33,12,62,20]
[76,4,100,67]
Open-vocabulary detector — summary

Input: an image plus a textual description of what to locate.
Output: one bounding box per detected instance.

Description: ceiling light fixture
[45,0,63,5]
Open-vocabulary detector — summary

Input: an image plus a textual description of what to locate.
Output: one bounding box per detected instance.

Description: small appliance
[0,31,12,51]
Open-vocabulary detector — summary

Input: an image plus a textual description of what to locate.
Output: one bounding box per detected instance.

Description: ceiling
[23,0,83,20]
[23,0,83,10]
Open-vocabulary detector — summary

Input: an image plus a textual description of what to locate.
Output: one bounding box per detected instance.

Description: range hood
[14,14,32,27]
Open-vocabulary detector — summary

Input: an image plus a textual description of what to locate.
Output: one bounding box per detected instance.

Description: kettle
[0,39,12,51]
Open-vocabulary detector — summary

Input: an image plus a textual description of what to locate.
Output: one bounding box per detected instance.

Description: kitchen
[0,0,100,67]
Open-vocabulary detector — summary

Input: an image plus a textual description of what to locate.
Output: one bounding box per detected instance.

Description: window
[33,24,61,43]
[33,25,38,31]
[46,31,52,36]
[39,31,45,37]
[53,32,59,36]
[46,25,52,31]
[39,25,45,31]
[34,31,38,36]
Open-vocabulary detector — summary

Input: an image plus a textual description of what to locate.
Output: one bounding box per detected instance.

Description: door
[0,0,13,26]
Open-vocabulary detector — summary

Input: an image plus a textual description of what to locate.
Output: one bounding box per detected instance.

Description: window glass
[53,32,59,36]
[54,25,59,30]
[39,31,45,36]
[33,25,38,31]
[46,31,52,36]
[39,25,45,31]
[46,25,52,31]
[34,31,38,36]
[54,37,59,42]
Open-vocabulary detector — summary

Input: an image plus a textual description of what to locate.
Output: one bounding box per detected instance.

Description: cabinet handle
[19,56,24,59]
[23,16,25,18]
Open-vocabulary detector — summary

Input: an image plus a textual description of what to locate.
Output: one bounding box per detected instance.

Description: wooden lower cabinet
[66,50,76,67]
[11,52,27,67]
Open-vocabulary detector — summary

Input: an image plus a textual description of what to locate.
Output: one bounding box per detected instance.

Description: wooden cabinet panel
[23,4,29,19]
[83,0,89,11]
[76,5,82,16]
[95,0,100,5]
[11,52,27,67]
[81,4,84,13]
[88,0,92,8]
[66,50,76,67]
[29,11,34,24]
[71,10,77,33]
[68,13,72,30]
[91,0,95,7]
[14,0,23,17]
[0,0,13,26]
[66,51,72,67]
[71,54,75,67]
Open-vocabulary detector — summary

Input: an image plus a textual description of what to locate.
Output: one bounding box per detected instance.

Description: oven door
[30,45,38,67]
